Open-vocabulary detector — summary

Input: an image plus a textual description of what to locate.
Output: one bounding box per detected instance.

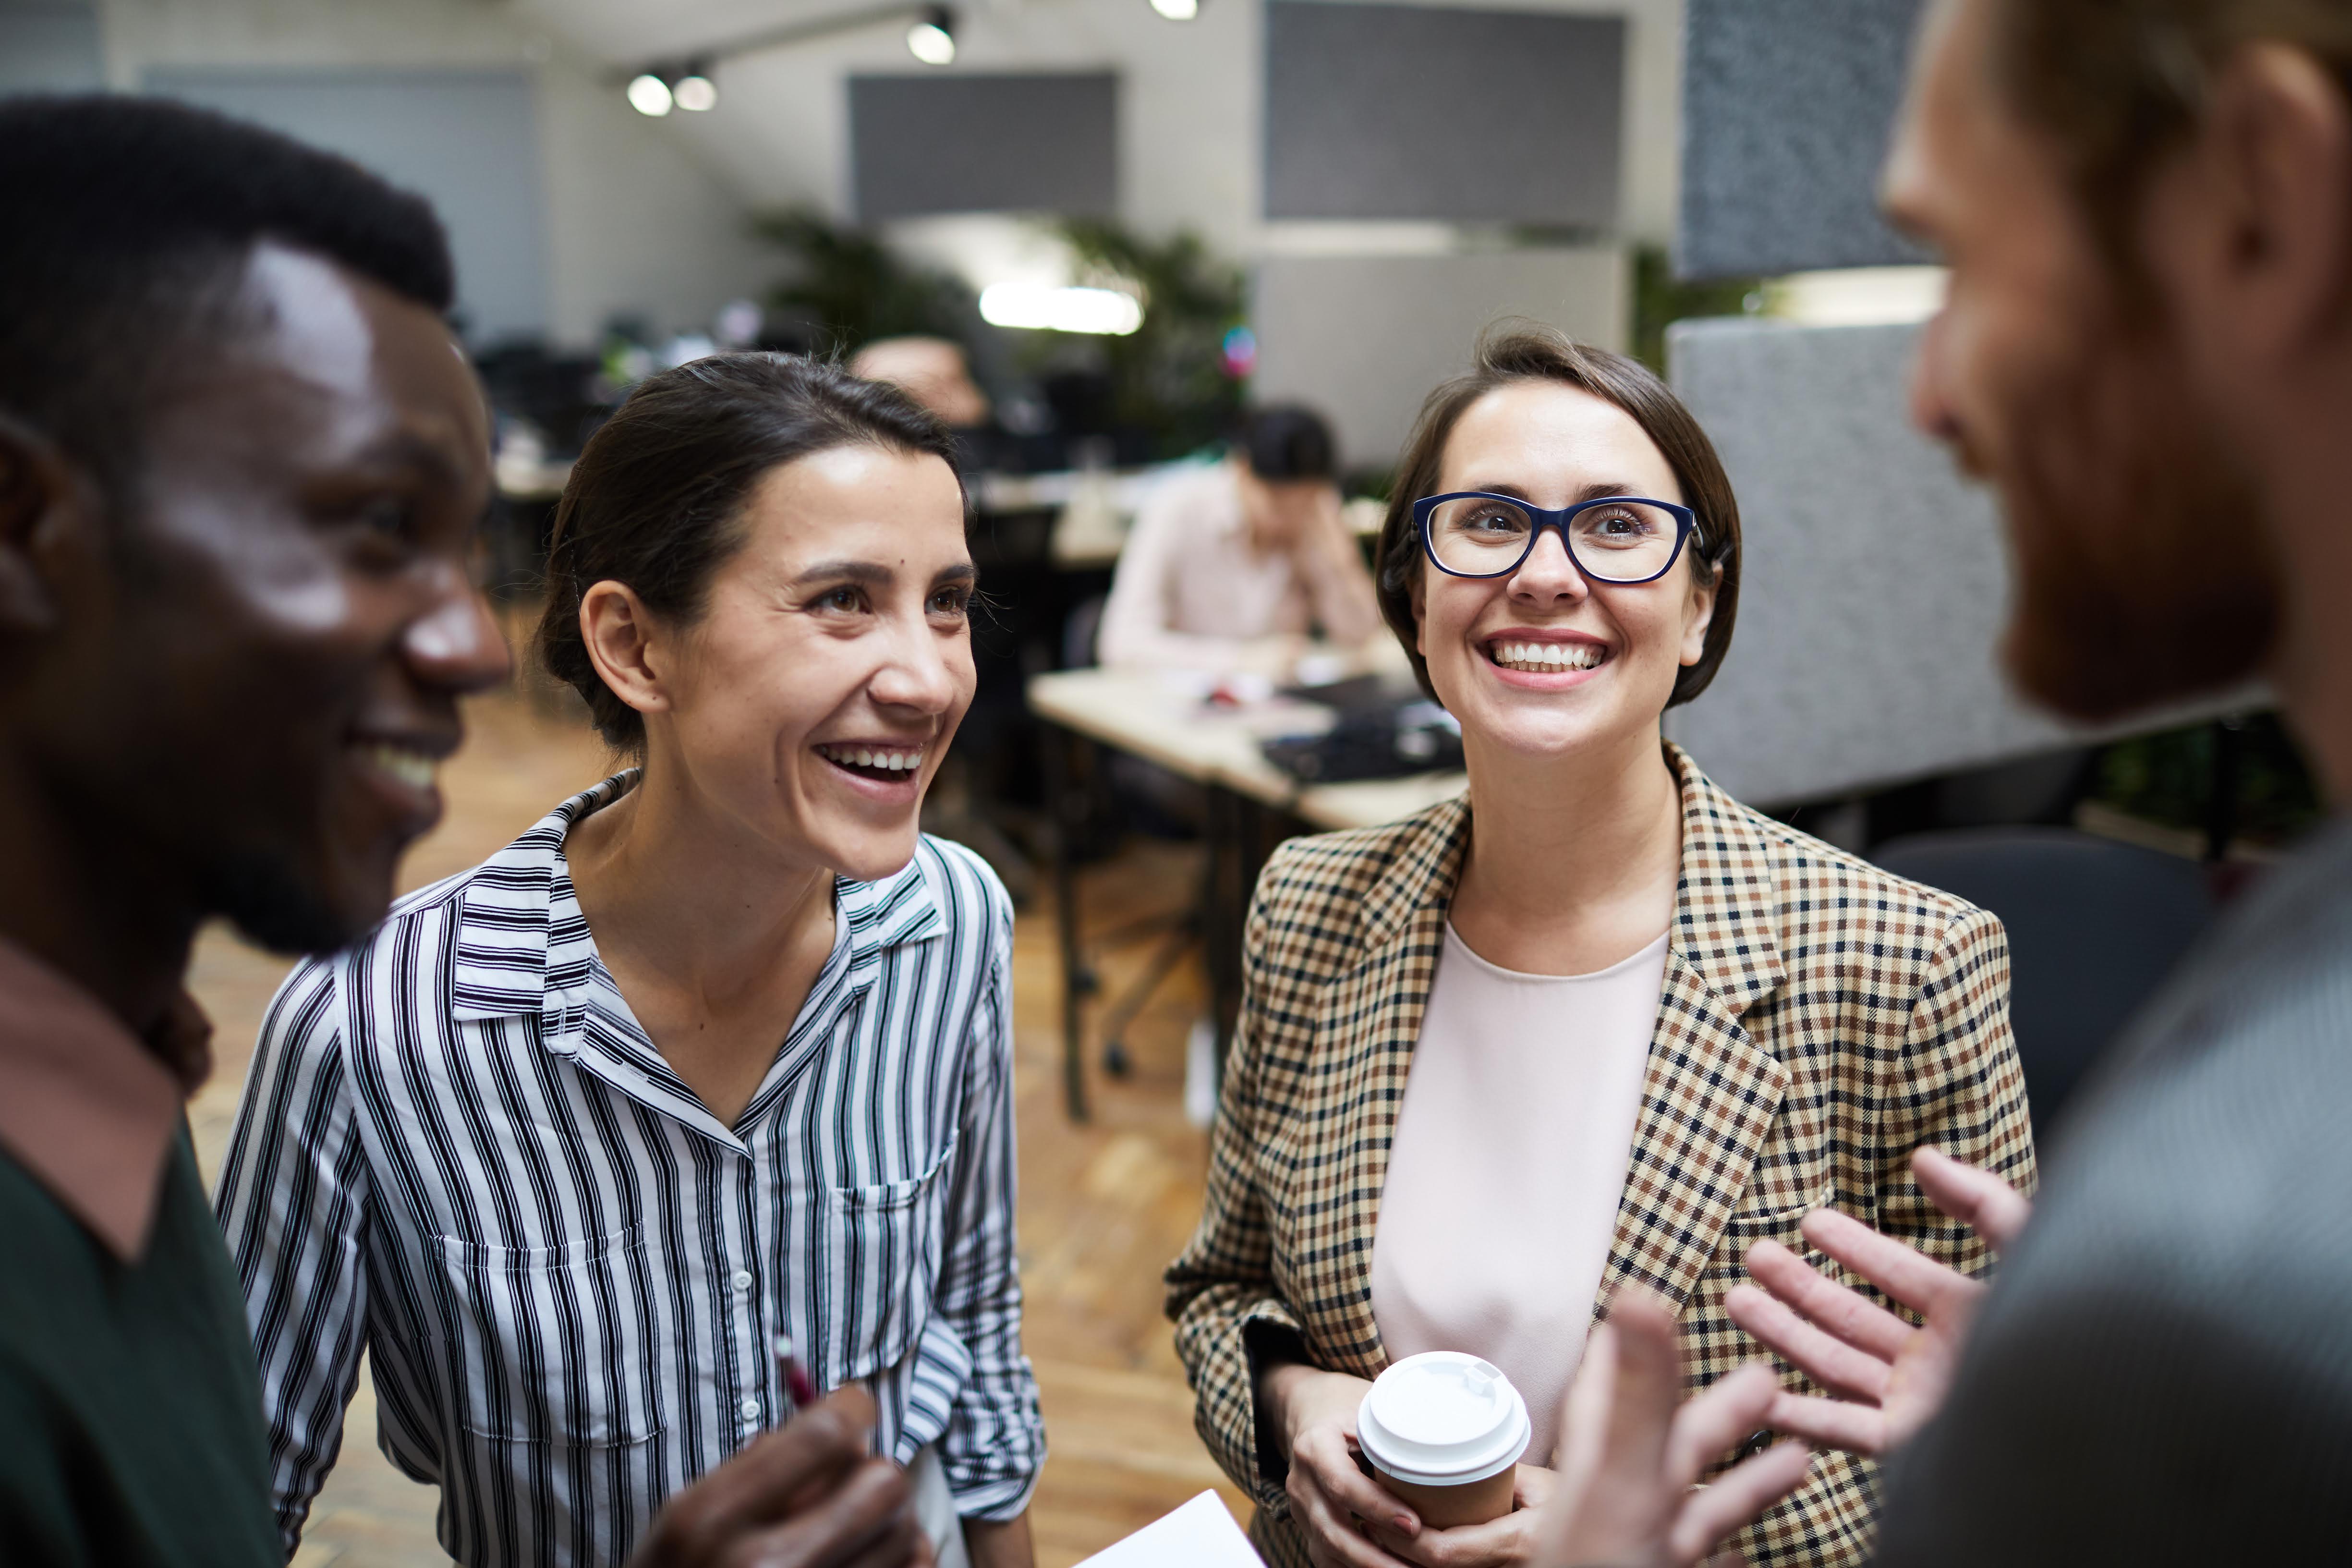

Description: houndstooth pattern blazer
[1166,745,2036,1568]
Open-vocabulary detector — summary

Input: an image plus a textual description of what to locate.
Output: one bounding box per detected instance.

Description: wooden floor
[184,688,1248,1568]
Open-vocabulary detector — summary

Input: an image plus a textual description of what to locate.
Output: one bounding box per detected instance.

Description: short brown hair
[535,353,960,752]
[1993,0,2352,277]
[1374,324,1743,708]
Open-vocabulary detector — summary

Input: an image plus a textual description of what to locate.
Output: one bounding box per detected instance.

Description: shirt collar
[450,771,948,1029]
[0,936,202,1260]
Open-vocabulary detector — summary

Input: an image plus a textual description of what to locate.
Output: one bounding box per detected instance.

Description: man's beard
[196,846,367,957]
[1986,308,2278,724]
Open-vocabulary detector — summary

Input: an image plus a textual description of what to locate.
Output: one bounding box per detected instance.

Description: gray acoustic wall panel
[0,0,104,96]
[1251,248,1625,466]
[143,69,549,343]
[851,73,1116,222]
[1263,0,1622,225]
[1664,317,2253,806]
[1678,0,1931,279]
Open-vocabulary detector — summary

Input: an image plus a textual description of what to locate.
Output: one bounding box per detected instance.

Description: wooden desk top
[1027,667,1466,834]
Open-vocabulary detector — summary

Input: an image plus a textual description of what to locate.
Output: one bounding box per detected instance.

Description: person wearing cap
[1165,327,2033,1568]
[1096,404,1381,674]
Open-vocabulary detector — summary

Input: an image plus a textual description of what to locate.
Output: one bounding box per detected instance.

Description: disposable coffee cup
[1354,1352,1531,1529]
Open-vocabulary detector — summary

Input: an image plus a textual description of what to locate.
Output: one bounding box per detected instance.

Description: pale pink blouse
[1370,923,1667,1463]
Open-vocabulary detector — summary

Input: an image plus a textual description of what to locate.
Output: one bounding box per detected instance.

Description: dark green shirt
[0,1128,280,1567]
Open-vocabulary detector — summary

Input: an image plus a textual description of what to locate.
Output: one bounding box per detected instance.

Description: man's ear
[578,579,674,726]
[2160,43,2352,365]
[0,415,92,640]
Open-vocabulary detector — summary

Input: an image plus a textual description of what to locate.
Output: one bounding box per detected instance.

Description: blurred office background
[2,0,2320,1562]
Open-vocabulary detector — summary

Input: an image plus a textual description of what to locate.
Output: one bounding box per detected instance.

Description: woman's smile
[811,737,932,803]
[1479,629,1613,687]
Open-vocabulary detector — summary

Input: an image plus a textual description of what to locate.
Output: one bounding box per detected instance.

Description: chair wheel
[1102,1040,1132,1077]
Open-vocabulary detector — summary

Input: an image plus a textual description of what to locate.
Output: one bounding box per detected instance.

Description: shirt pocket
[816,1138,958,1386]
[433,1225,663,1446]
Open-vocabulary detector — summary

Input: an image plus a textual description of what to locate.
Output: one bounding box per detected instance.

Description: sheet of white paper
[1073,1490,1266,1568]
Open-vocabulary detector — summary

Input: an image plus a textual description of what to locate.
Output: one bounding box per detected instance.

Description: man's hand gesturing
[1723,1148,2031,1458]
[1533,1293,1811,1568]
[629,1387,932,1568]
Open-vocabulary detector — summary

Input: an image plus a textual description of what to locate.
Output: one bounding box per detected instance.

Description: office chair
[1872,827,2216,1137]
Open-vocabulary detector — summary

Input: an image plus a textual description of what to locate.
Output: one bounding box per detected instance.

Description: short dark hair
[1993,1,2352,289]
[536,353,965,752]
[0,95,453,506]
[1237,404,1336,481]
[1375,323,1743,708]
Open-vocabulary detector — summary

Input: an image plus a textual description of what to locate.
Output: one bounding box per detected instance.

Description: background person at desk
[1165,328,2035,1568]
[1097,404,1380,673]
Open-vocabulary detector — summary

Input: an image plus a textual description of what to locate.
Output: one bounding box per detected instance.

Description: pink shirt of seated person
[1096,462,1380,673]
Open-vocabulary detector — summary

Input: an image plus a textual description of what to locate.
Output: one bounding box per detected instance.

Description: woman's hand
[1261,1362,1418,1568]
[1358,1465,1559,1567]
[1723,1148,2032,1457]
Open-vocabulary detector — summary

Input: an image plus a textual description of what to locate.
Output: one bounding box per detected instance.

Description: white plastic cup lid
[1355,1351,1531,1487]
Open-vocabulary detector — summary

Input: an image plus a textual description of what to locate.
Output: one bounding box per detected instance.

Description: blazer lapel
[1299,799,1471,1376]
[1597,749,1789,1316]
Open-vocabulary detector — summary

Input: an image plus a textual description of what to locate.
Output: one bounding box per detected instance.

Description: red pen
[772,1334,820,1415]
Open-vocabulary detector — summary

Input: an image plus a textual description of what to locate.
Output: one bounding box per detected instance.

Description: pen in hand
[773,1334,820,1418]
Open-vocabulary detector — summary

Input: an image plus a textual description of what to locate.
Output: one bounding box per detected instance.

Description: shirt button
[739,1396,762,1420]
[730,1269,754,1292]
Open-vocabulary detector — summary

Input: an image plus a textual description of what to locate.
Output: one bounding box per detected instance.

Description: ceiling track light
[626,72,673,117]
[1149,0,1201,19]
[618,1,960,112]
[906,5,957,65]
[673,61,718,112]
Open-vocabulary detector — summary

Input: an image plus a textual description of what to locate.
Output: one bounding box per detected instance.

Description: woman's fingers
[1722,1280,1896,1403]
[1740,1241,1915,1362]
[1294,1476,1416,1568]
[1759,1390,1891,1457]
[1297,1432,1421,1536]
[1666,1443,1813,1568]
[1799,1209,1974,1318]
[1912,1148,2033,1252]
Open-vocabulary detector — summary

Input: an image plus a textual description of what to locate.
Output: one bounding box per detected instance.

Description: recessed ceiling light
[673,71,718,111]
[1151,0,1201,19]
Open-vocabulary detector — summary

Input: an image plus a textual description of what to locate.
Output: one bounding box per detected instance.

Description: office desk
[1029,667,1465,1118]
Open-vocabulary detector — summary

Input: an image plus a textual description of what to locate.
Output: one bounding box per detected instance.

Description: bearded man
[1527,0,2352,1563]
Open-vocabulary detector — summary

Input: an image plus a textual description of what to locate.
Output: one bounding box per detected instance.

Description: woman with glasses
[1166,327,2034,1568]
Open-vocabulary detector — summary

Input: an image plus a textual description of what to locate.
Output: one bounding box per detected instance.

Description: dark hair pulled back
[535,352,962,752]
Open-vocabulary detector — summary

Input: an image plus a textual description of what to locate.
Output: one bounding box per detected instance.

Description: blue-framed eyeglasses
[1413,491,1706,584]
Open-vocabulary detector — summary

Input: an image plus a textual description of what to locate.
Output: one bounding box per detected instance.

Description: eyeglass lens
[1424,497,1683,582]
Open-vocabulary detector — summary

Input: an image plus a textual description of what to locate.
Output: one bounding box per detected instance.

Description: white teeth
[1489,641,1604,672]
[819,744,924,774]
[363,742,437,790]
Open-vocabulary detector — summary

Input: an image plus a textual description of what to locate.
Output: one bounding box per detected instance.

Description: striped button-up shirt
[215,774,1043,1567]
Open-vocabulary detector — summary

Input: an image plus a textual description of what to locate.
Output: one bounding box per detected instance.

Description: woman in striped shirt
[216,355,1043,1568]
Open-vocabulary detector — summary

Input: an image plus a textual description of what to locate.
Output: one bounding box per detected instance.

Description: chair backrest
[1871,827,2216,1137]
[1063,591,1108,670]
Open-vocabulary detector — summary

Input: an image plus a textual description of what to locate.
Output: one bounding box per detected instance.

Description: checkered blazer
[1166,745,2036,1568]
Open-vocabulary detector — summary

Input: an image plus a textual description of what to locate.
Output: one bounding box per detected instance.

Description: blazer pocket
[1719,1183,1837,1253]
[819,1138,958,1385]
[434,1225,663,1446]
